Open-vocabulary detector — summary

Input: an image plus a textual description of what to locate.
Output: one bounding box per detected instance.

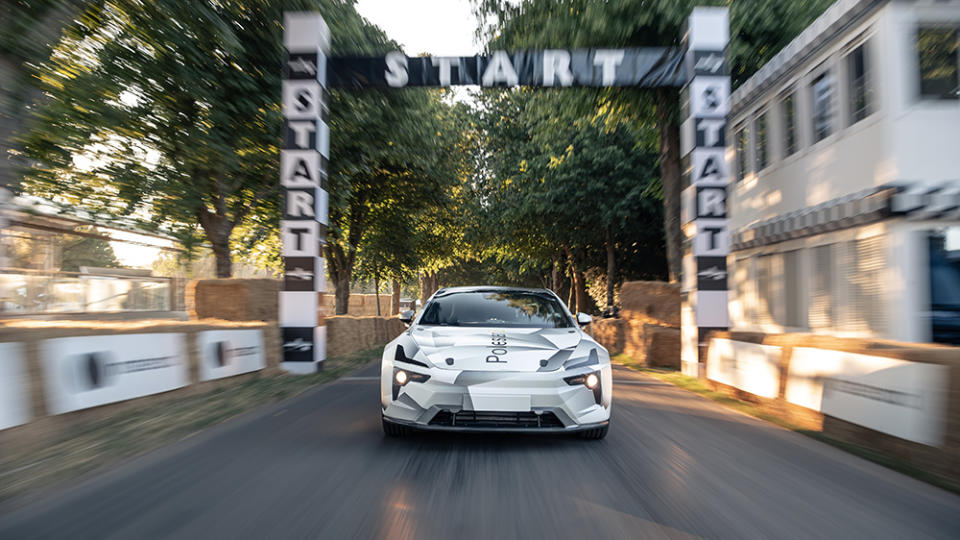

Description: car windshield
[418,291,573,328]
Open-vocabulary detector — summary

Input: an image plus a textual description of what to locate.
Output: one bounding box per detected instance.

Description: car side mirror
[576,312,592,326]
[399,310,415,326]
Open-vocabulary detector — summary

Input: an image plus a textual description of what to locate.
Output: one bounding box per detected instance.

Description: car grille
[429,410,565,428]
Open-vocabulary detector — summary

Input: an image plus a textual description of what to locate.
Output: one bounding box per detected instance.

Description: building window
[736,125,750,181]
[809,244,835,329]
[783,250,805,328]
[811,72,834,142]
[917,26,959,100]
[842,237,886,334]
[736,257,757,325]
[754,112,768,170]
[846,43,873,123]
[929,227,960,345]
[781,93,797,156]
[757,253,782,325]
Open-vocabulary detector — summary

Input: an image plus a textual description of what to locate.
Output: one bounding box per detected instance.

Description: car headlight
[392,368,430,400]
[564,371,603,405]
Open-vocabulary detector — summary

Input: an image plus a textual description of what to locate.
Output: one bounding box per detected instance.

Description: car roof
[431,286,555,298]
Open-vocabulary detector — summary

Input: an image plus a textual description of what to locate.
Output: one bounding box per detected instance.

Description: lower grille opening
[429,410,565,428]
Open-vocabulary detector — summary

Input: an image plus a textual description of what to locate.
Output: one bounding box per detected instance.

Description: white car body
[380,286,612,438]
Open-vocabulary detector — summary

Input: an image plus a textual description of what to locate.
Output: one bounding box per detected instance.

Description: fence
[0,269,181,315]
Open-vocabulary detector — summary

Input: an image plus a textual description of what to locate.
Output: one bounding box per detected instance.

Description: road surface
[1,363,958,539]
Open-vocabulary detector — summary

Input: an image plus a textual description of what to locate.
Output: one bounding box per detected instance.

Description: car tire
[382,417,408,437]
[580,425,608,440]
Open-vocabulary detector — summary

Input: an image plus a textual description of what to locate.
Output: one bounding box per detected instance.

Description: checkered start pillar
[679,7,731,377]
[280,12,329,374]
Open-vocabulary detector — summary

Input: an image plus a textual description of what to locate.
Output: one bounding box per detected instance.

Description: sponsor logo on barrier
[285,338,312,352]
[198,330,266,381]
[786,347,949,446]
[42,334,189,415]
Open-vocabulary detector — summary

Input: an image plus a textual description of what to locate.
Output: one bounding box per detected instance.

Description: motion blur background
[1,0,959,538]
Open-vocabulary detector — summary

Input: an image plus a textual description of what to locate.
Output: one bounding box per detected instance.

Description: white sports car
[380,286,612,439]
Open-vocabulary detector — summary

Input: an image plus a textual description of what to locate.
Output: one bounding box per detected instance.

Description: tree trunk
[334,273,350,315]
[392,280,401,314]
[419,273,430,306]
[656,87,682,284]
[574,269,590,315]
[211,242,232,278]
[605,226,616,308]
[551,255,559,293]
[198,210,233,278]
[374,271,381,316]
[428,273,439,298]
[566,261,575,312]
[326,243,354,315]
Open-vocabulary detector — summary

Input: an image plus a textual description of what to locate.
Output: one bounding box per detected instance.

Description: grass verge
[0,347,381,507]
[613,354,960,495]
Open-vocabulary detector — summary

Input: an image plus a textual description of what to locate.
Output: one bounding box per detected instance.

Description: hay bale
[619,281,680,328]
[645,325,681,368]
[591,319,625,355]
[186,279,279,321]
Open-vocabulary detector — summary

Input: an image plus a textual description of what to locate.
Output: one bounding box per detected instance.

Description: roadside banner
[0,342,30,430]
[197,329,266,381]
[41,333,189,414]
[787,348,949,446]
[706,338,781,398]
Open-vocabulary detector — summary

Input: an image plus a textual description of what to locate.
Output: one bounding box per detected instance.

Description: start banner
[328,48,684,88]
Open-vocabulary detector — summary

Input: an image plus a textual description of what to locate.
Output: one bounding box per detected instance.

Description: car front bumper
[381,364,612,430]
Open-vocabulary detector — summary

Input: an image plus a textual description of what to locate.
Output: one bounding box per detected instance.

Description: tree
[18,0,316,277]
[0,0,91,192]
[59,227,122,272]
[325,87,465,313]
[468,87,664,313]
[473,0,835,282]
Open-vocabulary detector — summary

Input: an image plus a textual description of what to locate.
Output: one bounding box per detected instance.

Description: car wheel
[382,417,408,437]
[580,425,608,440]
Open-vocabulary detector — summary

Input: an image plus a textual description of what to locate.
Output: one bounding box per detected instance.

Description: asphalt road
[2,363,959,540]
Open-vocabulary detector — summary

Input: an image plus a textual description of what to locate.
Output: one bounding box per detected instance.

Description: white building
[727,0,960,344]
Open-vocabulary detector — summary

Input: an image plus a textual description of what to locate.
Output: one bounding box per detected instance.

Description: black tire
[580,425,608,440]
[382,417,408,437]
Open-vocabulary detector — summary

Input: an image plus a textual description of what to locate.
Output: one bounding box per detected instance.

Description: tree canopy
[10,0,837,315]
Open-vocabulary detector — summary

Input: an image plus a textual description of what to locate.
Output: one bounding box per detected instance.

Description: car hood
[405,326,594,372]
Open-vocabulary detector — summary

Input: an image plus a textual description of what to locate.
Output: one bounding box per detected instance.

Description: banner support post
[280,12,330,373]
[680,7,731,377]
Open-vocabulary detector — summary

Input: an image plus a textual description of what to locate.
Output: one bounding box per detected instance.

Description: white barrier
[0,343,31,430]
[706,338,782,398]
[41,333,190,415]
[786,348,949,447]
[197,329,266,381]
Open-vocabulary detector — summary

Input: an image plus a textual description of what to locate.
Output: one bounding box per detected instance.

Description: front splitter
[382,415,609,434]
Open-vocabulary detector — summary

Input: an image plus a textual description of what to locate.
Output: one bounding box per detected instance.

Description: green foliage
[470,0,834,293]
[59,227,121,272]
[475,0,835,87]
[18,0,304,276]
[468,87,666,289]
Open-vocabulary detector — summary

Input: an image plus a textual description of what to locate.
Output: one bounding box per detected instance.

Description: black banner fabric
[328,48,685,89]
